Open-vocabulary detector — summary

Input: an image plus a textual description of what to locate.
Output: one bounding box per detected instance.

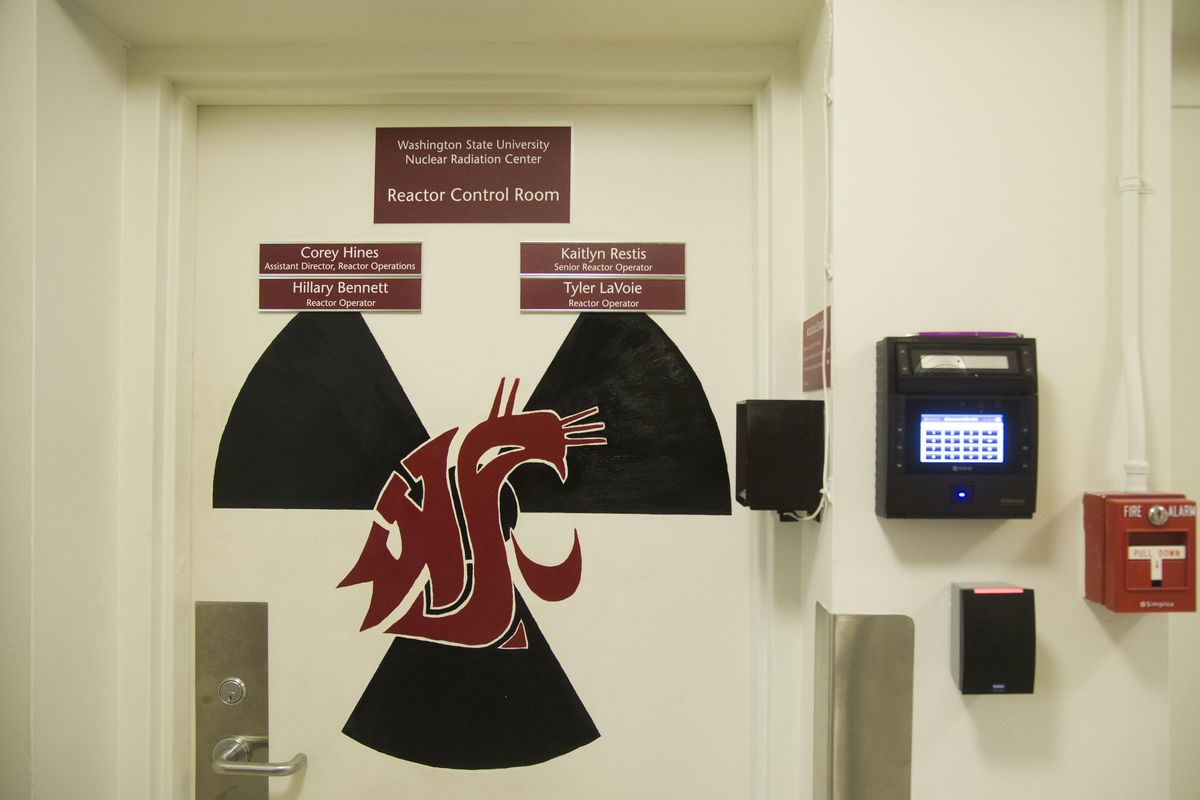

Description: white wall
[0,0,38,797]
[1169,48,1200,800]
[22,2,125,799]
[788,9,834,800]
[8,2,1189,798]
[824,1,1174,798]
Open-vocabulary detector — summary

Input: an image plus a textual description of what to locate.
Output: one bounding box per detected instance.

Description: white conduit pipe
[1120,0,1150,492]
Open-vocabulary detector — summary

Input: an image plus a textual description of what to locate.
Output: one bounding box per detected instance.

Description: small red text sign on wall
[520,243,685,313]
[802,306,831,391]
[259,243,421,312]
[375,127,571,224]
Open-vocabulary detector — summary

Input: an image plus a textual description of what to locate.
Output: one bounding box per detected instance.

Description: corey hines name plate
[375,127,571,224]
[259,243,421,311]
[520,242,685,313]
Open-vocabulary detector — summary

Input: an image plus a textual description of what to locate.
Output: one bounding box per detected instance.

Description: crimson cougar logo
[214,312,729,769]
[339,379,605,649]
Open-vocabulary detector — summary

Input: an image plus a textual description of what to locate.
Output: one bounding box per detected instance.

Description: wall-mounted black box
[877,335,1039,518]
[735,400,824,517]
[951,582,1036,694]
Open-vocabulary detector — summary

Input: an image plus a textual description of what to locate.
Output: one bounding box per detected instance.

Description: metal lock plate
[196,602,269,800]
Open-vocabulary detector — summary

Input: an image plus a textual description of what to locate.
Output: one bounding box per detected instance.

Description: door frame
[116,43,806,800]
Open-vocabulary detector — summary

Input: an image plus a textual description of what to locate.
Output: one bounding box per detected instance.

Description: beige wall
[4,1,1189,798]
[1170,48,1200,800]
[0,1,126,799]
[823,1,1174,797]
[789,9,833,798]
[0,0,37,796]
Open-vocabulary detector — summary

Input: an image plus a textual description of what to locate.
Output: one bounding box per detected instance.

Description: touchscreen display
[919,413,1004,463]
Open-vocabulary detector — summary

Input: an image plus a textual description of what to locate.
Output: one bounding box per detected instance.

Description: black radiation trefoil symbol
[212,312,730,770]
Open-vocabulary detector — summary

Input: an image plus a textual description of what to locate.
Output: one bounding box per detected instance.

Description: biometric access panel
[877,335,1037,518]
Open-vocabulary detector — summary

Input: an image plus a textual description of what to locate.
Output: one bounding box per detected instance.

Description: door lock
[218,677,246,705]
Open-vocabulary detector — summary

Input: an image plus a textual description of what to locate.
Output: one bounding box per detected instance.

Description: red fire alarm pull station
[1084,492,1197,613]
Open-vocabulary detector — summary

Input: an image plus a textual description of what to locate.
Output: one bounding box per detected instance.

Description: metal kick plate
[813,603,915,800]
[196,602,269,800]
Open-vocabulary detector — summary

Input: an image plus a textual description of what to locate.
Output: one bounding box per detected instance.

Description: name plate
[520,242,685,313]
[258,243,421,312]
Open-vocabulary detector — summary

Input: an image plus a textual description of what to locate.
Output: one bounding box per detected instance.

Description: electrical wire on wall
[789,0,836,522]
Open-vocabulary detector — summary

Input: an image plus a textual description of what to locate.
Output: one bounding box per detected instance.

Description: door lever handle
[212,735,308,777]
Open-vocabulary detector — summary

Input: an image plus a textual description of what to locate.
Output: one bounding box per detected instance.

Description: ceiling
[67,0,1200,53]
[70,0,819,46]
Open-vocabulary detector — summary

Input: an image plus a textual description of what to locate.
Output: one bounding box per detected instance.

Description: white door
[191,103,760,798]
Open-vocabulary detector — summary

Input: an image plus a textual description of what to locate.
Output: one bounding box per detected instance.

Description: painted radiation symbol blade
[512,312,731,515]
[213,312,428,509]
[213,309,734,770]
[343,592,599,769]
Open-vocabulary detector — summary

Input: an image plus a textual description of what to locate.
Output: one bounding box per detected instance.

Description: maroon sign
[260,278,420,311]
[259,243,421,312]
[520,243,685,276]
[802,306,831,391]
[375,127,571,224]
[260,243,420,276]
[520,242,685,313]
